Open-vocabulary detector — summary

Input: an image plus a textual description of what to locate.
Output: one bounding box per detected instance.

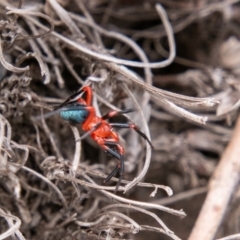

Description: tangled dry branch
[0,0,240,240]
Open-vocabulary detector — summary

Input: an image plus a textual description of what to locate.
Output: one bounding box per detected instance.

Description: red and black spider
[53,86,153,191]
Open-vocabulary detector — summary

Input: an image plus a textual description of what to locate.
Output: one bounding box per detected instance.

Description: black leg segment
[102,109,135,120]
[110,123,153,148]
[103,165,119,183]
[102,143,124,192]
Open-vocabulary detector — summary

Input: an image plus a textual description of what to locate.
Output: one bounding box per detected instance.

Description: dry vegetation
[0,0,240,239]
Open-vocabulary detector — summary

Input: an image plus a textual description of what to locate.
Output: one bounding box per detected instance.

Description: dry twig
[189,116,240,240]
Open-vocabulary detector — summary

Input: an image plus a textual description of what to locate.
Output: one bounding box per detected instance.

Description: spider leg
[102,142,124,192]
[110,123,153,148]
[76,122,102,142]
[103,165,119,183]
[81,86,92,105]
[102,109,135,120]
[81,106,96,130]
[54,86,93,110]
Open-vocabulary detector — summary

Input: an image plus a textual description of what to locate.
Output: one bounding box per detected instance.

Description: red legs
[101,109,153,191]
[53,87,152,192]
[101,121,153,191]
[110,123,153,148]
[81,106,96,130]
[102,109,153,148]
[57,90,152,191]
[80,108,133,140]
[76,122,102,142]
[81,86,92,105]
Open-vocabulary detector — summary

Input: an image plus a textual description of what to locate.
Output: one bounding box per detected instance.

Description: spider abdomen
[60,109,88,124]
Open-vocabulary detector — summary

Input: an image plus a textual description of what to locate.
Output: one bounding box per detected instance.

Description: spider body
[59,104,89,124]
[54,86,152,191]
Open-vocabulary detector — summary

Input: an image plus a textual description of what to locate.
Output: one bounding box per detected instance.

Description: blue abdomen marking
[60,109,88,124]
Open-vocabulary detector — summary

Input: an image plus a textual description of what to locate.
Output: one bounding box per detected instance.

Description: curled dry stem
[84,168,173,196]
[75,215,106,227]
[6,6,54,39]
[21,166,67,208]
[122,83,152,192]
[26,3,174,68]
[102,204,173,236]
[0,36,29,73]
[25,20,63,86]
[57,171,173,198]
[0,208,25,240]
[16,52,50,79]
[100,190,186,218]
[70,9,153,84]
[81,174,185,218]
[73,0,103,46]
[141,225,181,240]
[0,115,29,174]
[21,4,218,124]
[10,141,29,172]
[0,1,224,239]
[40,109,63,160]
[106,211,141,233]
[47,0,84,38]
